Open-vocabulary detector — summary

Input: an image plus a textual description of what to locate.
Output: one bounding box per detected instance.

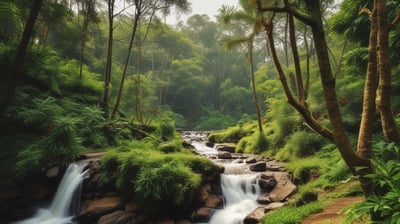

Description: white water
[183,131,262,224]
[209,174,260,224]
[15,163,88,224]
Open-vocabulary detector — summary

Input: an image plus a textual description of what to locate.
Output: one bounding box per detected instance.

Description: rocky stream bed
[5,131,297,224]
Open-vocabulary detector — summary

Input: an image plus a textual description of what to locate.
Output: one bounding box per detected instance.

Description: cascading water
[183,131,263,224]
[15,163,88,224]
[209,174,260,224]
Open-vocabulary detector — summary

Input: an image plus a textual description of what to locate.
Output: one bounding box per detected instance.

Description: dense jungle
[1,0,400,223]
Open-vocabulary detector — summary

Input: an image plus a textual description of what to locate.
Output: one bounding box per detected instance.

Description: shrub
[286,157,322,184]
[277,131,326,161]
[15,116,82,177]
[100,145,215,209]
[158,140,182,153]
[208,125,253,143]
[322,159,352,183]
[346,142,400,223]
[135,161,201,206]
[236,132,270,153]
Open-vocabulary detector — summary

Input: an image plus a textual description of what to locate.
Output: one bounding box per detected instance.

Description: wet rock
[269,173,297,202]
[199,184,211,202]
[98,210,125,224]
[191,207,211,223]
[85,196,122,213]
[264,202,286,212]
[215,144,236,153]
[206,142,215,148]
[46,166,59,178]
[249,162,267,172]
[204,195,223,209]
[124,201,140,213]
[217,151,232,159]
[245,157,257,164]
[98,210,141,224]
[258,174,277,192]
[243,207,265,224]
[256,194,272,204]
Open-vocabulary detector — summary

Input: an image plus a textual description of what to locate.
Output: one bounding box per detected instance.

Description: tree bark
[357,5,378,159]
[376,0,400,144]
[249,40,263,133]
[102,0,115,117]
[0,0,43,118]
[112,0,142,118]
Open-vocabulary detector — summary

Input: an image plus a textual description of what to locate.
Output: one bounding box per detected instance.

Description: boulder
[258,174,277,192]
[98,210,140,224]
[218,152,232,159]
[98,210,125,224]
[268,173,297,202]
[199,184,211,202]
[85,196,122,213]
[124,201,140,213]
[215,144,236,153]
[206,142,215,148]
[256,193,272,205]
[249,162,267,172]
[264,202,286,212]
[192,207,211,223]
[245,157,257,164]
[46,166,59,178]
[243,207,265,224]
[204,195,223,209]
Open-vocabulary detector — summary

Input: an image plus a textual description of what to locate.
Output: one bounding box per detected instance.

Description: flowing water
[15,163,88,224]
[184,132,262,224]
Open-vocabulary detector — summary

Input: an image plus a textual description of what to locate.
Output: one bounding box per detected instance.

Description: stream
[13,131,290,224]
[183,131,265,224]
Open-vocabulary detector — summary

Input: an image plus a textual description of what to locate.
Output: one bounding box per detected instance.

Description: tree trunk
[357,5,378,159]
[102,0,115,117]
[309,3,373,195]
[112,0,142,118]
[288,12,304,103]
[0,0,43,118]
[376,0,400,143]
[249,40,263,133]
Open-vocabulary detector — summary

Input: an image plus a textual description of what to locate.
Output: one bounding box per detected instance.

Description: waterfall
[183,131,264,224]
[15,163,88,224]
[209,174,260,224]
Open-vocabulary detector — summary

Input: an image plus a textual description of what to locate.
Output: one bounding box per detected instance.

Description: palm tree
[219,0,264,133]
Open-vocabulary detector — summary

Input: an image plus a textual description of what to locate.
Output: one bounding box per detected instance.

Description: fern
[346,142,400,223]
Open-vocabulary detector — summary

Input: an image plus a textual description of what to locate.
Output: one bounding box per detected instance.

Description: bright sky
[166,0,239,25]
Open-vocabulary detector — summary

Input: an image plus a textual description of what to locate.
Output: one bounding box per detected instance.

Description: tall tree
[111,0,190,120]
[77,0,98,78]
[256,0,374,194]
[219,1,265,133]
[0,0,43,118]
[102,0,115,117]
